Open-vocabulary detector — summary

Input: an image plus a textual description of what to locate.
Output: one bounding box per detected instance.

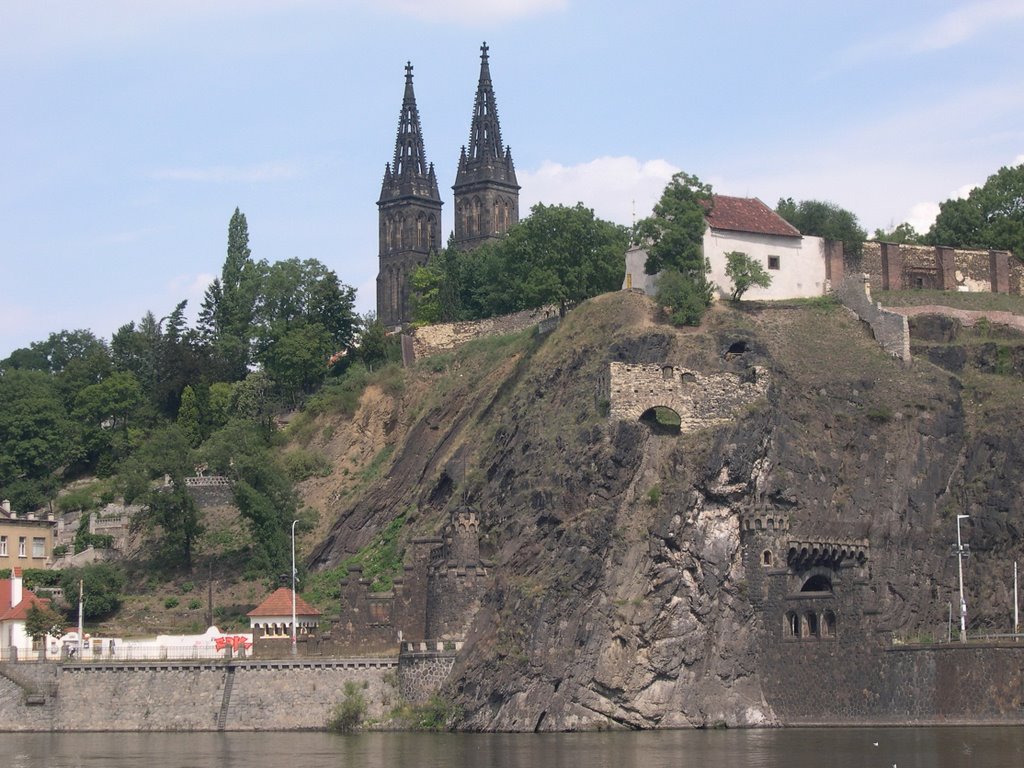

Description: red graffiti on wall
[214,636,253,652]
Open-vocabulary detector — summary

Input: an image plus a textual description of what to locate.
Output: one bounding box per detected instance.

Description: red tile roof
[247,587,321,618]
[705,195,802,238]
[0,579,48,622]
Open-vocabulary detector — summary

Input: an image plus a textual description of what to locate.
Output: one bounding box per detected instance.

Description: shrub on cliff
[327,681,367,732]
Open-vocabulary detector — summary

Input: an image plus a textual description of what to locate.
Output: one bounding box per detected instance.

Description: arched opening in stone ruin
[681,372,696,384]
[785,611,799,638]
[725,341,749,359]
[803,611,819,638]
[762,549,773,567]
[639,406,681,435]
[801,574,833,593]
[822,610,837,638]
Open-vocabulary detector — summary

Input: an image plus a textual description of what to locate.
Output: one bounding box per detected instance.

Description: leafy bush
[188,598,202,610]
[59,563,125,620]
[656,269,711,327]
[393,695,462,731]
[283,449,333,481]
[327,681,367,732]
[164,596,180,609]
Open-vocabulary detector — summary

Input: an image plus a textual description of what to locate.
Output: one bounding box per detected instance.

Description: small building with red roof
[247,587,321,657]
[1,567,54,660]
[624,194,838,302]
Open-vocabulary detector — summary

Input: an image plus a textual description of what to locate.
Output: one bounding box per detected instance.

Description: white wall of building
[622,245,660,295]
[704,231,827,301]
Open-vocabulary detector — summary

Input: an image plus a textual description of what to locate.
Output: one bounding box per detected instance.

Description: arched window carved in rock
[801,574,833,593]
[762,549,773,567]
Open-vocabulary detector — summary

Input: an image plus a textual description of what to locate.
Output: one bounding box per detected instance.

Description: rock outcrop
[304,292,1024,730]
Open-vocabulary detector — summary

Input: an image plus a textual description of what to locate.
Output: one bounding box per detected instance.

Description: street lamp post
[291,519,298,656]
[956,514,970,643]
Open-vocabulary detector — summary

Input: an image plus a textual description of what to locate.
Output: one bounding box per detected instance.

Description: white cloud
[835,0,1024,70]
[519,156,679,226]
[371,0,568,23]
[0,0,566,59]
[151,163,302,183]
[910,0,1024,52]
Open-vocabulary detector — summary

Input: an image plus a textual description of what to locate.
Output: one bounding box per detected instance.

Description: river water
[2,727,1023,768]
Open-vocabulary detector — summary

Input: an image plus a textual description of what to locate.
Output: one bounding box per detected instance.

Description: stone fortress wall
[859,241,1020,295]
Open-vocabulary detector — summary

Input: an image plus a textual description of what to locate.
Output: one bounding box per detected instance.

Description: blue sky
[3,0,1023,356]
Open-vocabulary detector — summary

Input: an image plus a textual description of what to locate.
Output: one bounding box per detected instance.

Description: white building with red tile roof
[247,587,321,640]
[0,567,53,660]
[624,195,831,301]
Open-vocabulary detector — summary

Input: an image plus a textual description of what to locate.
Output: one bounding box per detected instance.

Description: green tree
[0,369,74,510]
[25,601,65,643]
[725,251,772,301]
[145,480,203,570]
[357,318,398,371]
[413,204,627,322]
[927,163,1024,258]
[259,322,335,402]
[59,563,126,621]
[72,370,144,475]
[776,198,867,258]
[177,385,201,447]
[483,203,628,316]
[201,421,297,575]
[199,208,261,379]
[635,172,713,278]
[655,269,710,327]
[874,222,922,244]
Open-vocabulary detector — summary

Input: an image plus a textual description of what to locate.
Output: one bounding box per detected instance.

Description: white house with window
[623,195,829,301]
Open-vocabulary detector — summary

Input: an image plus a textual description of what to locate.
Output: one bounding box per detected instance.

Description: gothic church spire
[376,61,442,327]
[452,42,520,250]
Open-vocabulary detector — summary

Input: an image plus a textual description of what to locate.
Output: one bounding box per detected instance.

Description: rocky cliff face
[304,292,1024,730]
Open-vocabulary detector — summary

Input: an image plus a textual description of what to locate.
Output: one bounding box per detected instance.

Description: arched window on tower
[822,610,837,638]
[785,611,799,638]
[762,549,773,567]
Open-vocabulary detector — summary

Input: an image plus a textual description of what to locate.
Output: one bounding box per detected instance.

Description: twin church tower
[376,43,520,327]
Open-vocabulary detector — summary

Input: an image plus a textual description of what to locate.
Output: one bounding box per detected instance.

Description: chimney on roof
[1,499,11,515]
[11,567,23,608]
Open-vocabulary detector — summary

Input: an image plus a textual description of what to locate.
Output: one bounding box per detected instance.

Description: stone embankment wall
[836,274,911,361]
[411,305,558,359]
[760,642,1024,725]
[0,659,396,732]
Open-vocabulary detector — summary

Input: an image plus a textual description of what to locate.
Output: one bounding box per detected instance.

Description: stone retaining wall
[398,644,458,704]
[411,305,558,359]
[0,659,397,732]
[836,274,911,362]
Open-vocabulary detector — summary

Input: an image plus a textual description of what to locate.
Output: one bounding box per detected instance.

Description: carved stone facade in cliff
[334,505,488,654]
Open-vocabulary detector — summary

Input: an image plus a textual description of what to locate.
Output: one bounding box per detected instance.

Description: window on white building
[18,537,26,557]
[768,255,781,270]
[0,536,7,556]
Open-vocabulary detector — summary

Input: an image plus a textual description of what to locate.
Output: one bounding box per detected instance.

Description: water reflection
[0,727,1021,768]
